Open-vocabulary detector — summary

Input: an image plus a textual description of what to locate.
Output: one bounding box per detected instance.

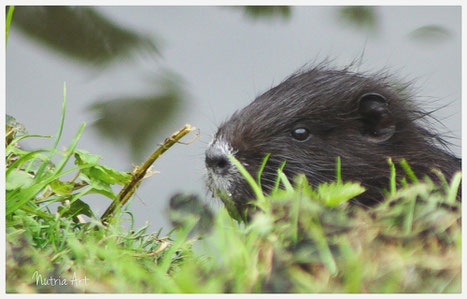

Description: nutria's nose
[205,147,231,175]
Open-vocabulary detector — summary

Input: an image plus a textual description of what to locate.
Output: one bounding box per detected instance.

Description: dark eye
[291,128,310,141]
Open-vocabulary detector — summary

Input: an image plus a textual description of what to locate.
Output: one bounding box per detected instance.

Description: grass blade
[6,164,91,215]
[400,158,419,183]
[446,172,461,203]
[6,134,51,155]
[229,155,264,202]
[256,153,271,191]
[6,123,86,216]
[53,123,85,176]
[6,6,15,44]
[6,149,49,176]
[336,156,342,184]
[387,157,396,195]
[272,161,287,193]
[35,82,68,181]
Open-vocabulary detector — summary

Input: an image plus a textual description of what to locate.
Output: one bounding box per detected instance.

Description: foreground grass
[5,105,461,293]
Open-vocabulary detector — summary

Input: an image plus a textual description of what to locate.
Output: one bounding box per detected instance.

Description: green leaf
[6,169,34,191]
[49,179,74,196]
[316,181,366,207]
[58,199,94,221]
[74,149,101,165]
[79,173,116,199]
[75,149,131,185]
[83,165,131,185]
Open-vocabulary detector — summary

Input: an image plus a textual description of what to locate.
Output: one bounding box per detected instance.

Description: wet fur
[211,64,461,208]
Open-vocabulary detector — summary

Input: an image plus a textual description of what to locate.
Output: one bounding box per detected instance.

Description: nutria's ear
[358,93,395,142]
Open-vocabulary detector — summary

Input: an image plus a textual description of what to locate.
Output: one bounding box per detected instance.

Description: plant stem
[101,124,196,222]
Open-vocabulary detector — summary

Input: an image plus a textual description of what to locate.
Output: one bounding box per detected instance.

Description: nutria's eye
[291,128,310,141]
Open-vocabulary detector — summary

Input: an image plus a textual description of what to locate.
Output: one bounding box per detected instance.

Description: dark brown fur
[206,65,461,209]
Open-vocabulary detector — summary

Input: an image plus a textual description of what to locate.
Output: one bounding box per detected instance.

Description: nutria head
[205,65,460,211]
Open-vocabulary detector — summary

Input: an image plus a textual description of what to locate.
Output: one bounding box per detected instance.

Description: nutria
[205,64,461,211]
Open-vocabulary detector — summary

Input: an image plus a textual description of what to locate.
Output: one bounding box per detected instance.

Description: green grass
[5,89,461,293]
[6,6,15,44]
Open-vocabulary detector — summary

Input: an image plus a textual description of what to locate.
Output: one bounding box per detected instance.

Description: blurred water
[6,6,461,233]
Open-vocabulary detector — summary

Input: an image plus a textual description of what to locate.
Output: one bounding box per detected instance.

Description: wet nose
[205,147,231,175]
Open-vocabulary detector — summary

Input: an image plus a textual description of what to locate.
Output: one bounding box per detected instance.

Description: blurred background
[6,6,461,232]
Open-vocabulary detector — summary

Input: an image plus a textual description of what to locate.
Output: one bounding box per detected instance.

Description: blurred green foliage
[336,6,452,43]
[337,6,378,32]
[12,6,157,66]
[239,6,291,20]
[88,72,185,161]
[9,6,294,160]
[408,25,452,43]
